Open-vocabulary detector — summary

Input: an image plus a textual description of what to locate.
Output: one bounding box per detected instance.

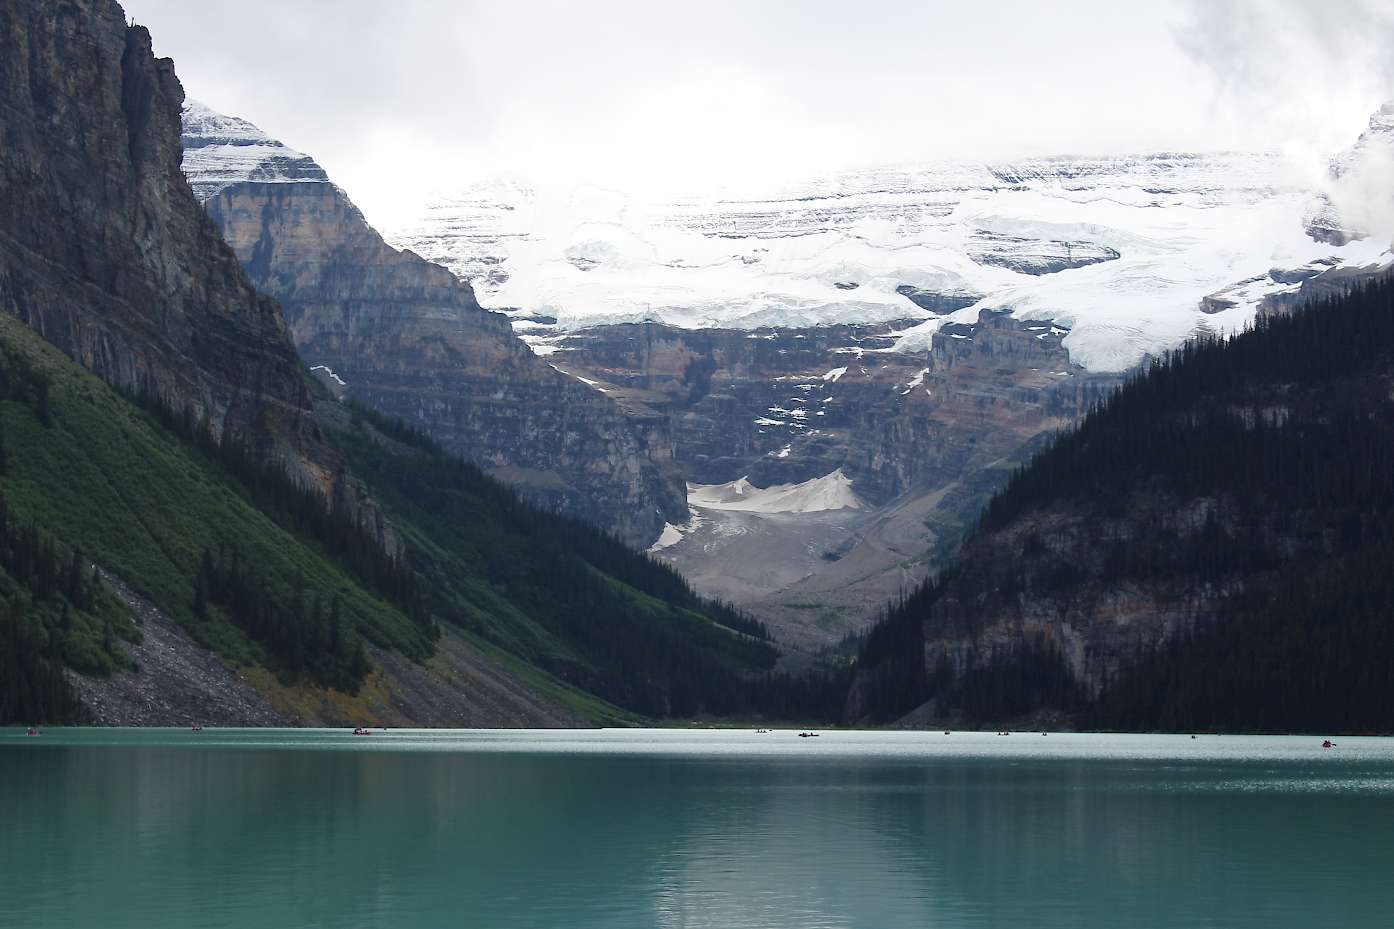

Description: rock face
[548,312,1120,649]
[180,104,686,545]
[181,99,329,200]
[0,0,318,473]
[966,232,1119,275]
[553,314,1115,504]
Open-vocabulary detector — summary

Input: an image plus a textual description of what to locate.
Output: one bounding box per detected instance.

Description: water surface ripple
[3,728,1391,928]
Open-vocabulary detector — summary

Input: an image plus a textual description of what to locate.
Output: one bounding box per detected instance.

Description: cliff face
[182,108,685,545]
[550,314,1116,507]
[0,1,316,468]
[549,314,1120,650]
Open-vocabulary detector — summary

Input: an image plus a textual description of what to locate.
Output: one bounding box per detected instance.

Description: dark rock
[967,232,1120,275]
[895,286,982,314]
[0,0,322,477]
[199,177,686,545]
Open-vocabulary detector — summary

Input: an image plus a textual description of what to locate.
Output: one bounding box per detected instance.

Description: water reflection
[2,730,1394,928]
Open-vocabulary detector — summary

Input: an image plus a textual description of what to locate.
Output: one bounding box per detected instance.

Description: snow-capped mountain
[389,149,1392,373]
[180,99,328,201]
[178,100,689,546]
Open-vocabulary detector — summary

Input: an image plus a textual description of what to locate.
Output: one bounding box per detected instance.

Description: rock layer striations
[0,0,317,469]
[181,103,686,545]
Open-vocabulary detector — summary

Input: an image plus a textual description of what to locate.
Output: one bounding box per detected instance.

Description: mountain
[385,119,1394,654]
[847,275,1394,733]
[540,315,1118,656]
[0,0,321,483]
[390,153,1390,373]
[179,102,685,546]
[0,0,799,727]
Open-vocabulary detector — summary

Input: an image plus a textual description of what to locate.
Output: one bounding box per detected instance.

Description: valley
[3,0,1393,733]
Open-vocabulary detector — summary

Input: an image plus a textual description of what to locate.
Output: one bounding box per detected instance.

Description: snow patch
[308,364,346,386]
[649,523,685,552]
[687,470,864,514]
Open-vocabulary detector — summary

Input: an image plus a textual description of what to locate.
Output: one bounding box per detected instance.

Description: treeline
[851,275,1394,730]
[1090,544,1394,733]
[850,581,1081,725]
[0,342,52,429]
[131,389,433,629]
[195,547,369,692]
[0,493,134,723]
[0,345,135,724]
[982,279,1394,534]
[0,338,52,475]
[0,495,103,614]
[346,400,771,641]
[0,596,77,724]
[337,406,814,719]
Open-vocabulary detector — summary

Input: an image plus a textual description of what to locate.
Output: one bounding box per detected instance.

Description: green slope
[323,404,781,718]
[0,312,788,724]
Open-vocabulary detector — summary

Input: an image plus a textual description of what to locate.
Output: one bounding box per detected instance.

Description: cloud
[1174,0,1394,162]
[1174,0,1394,243]
[125,0,1394,232]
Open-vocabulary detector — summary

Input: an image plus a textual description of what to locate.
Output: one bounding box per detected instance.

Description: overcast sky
[124,0,1394,231]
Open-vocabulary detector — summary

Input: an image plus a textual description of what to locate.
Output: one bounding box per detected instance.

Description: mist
[124,0,1394,231]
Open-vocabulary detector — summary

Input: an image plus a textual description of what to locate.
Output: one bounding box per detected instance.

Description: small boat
[25,727,38,737]
[352,727,372,736]
[797,731,820,738]
[1322,739,1335,748]
[190,724,204,732]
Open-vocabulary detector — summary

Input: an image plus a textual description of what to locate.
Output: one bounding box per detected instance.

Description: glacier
[388,151,1394,373]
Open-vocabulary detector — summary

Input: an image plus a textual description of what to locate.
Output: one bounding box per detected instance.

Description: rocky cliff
[551,314,1115,502]
[0,0,320,474]
[181,104,685,545]
[547,313,1120,650]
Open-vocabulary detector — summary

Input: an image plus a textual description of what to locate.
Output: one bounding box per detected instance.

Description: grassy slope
[1,313,763,723]
[0,313,431,668]
[326,415,779,713]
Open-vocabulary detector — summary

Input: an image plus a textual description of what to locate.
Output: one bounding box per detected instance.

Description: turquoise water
[3,728,1393,928]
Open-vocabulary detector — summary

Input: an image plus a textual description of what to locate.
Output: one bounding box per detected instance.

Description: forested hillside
[0,314,797,724]
[849,276,1394,733]
[0,0,813,727]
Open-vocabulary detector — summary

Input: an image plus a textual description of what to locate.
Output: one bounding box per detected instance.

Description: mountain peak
[180,99,328,201]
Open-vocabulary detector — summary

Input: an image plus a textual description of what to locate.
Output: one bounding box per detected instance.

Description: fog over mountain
[155,3,1394,651]
[123,0,1394,232]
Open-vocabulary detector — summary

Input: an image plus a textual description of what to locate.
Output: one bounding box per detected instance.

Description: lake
[2,728,1392,928]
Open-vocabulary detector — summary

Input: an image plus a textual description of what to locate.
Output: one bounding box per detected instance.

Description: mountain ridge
[180,100,687,545]
[0,0,803,726]
[847,275,1394,732]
